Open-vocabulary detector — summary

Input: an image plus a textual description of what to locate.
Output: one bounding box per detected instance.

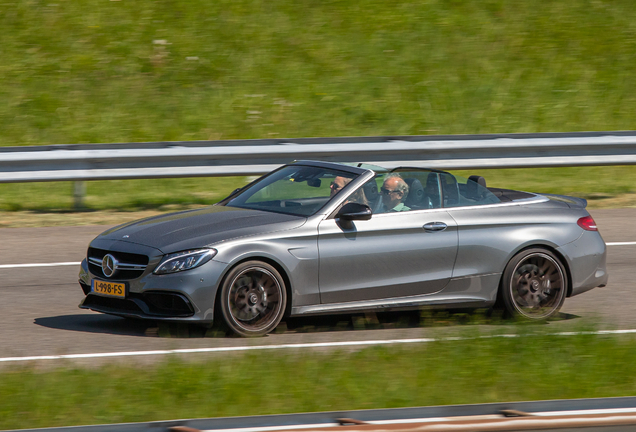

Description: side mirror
[337,202,372,221]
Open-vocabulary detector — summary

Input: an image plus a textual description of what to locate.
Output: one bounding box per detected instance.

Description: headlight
[154,249,217,275]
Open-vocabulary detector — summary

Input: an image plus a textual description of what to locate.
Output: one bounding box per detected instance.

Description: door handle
[423,222,447,232]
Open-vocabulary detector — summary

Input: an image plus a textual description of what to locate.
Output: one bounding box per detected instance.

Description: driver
[330,176,352,197]
[330,175,368,206]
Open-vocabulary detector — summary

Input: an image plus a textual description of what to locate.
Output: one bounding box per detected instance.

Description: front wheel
[219,261,287,337]
[501,248,568,320]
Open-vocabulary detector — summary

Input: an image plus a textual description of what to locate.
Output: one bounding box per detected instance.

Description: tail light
[577,215,598,231]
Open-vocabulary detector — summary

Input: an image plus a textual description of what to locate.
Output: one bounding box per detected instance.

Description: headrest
[404,178,424,208]
[468,175,486,187]
[362,180,379,203]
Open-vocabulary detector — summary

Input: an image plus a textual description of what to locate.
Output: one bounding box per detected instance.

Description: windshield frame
[217,161,369,217]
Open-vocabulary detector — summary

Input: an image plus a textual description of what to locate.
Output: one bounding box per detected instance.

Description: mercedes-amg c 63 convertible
[78,160,608,336]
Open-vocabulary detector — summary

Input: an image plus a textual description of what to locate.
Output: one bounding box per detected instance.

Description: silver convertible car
[78,161,608,336]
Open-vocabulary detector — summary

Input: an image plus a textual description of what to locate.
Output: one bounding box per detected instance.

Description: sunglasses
[380,187,400,195]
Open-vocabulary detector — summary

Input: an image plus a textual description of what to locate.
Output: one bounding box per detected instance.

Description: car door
[439,172,519,280]
[317,208,458,304]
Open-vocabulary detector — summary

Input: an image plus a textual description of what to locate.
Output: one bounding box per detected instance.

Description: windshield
[221,165,360,216]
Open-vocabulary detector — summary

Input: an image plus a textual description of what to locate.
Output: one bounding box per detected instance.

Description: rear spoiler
[541,194,588,209]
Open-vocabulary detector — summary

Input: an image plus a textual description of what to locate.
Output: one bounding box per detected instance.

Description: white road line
[0,339,436,363]
[2,330,636,364]
[0,240,633,269]
[0,262,81,269]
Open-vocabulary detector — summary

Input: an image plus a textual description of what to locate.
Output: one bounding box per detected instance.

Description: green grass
[0,177,244,212]
[3,1,636,212]
[1,328,636,429]
[2,0,636,144]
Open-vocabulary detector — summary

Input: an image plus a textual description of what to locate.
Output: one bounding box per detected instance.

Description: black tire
[501,248,568,320]
[219,261,287,337]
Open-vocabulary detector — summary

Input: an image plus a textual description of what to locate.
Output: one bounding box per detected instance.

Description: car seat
[441,173,460,207]
[466,175,486,200]
[404,178,425,209]
[425,173,441,208]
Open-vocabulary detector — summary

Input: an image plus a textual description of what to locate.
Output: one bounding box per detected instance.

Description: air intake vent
[82,291,194,317]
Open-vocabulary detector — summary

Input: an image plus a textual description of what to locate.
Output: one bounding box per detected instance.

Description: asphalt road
[1,208,635,366]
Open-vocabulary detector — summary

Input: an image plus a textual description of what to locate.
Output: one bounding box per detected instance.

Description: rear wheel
[219,261,287,337]
[501,248,568,320]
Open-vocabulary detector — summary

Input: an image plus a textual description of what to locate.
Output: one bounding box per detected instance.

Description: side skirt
[291,294,493,316]
[292,273,501,316]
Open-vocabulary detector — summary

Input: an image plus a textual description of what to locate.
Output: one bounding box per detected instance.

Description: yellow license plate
[92,280,126,298]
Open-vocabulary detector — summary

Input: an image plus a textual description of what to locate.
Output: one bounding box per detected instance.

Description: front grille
[88,247,149,280]
[81,291,194,317]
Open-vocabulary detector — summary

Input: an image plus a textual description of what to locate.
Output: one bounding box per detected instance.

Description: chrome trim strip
[116,263,147,270]
[292,294,490,315]
[87,257,147,270]
[444,195,549,212]
[450,272,500,280]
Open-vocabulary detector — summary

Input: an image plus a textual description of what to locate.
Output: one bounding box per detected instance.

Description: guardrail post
[73,181,86,210]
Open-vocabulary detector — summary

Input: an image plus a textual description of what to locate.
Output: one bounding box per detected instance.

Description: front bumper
[78,257,228,324]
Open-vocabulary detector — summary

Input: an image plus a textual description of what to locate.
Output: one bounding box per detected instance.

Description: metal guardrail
[6,397,636,432]
[3,131,636,184]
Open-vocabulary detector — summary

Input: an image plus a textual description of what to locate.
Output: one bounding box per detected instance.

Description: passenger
[379,174,410,212]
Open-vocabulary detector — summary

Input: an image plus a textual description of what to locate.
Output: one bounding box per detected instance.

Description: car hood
[96,206,306,253]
